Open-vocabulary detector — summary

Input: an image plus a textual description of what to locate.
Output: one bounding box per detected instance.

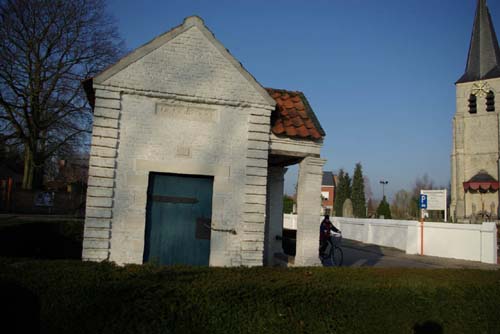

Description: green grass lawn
[1,217,499,333]
[1,259,499,334]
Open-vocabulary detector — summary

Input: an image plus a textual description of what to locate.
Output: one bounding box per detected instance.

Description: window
[468,94,477,114]
[486,91,495,112]
[321,191,329,201]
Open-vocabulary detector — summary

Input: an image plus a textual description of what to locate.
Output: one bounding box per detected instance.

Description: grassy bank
[1,259,499,333]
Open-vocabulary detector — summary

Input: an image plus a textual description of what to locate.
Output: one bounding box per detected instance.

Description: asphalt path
[338,239,499,270]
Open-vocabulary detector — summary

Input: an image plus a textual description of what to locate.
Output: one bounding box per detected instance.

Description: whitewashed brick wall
[102,93,270,266]
[83,16,277,266]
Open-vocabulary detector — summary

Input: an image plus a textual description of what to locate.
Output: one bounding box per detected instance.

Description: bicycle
[320,231,343,266]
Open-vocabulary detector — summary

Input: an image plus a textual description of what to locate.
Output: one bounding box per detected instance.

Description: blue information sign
[419,194,427,209]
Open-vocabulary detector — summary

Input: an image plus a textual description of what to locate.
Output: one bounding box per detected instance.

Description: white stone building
[81,16,326,266]
[451,0,500,222]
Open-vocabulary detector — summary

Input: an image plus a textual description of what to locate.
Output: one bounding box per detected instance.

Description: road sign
[419,194,427,209]
[419,189,447,222]
[420,190,446,211]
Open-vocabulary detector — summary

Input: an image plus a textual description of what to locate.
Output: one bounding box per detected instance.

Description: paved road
[339,239,499,270]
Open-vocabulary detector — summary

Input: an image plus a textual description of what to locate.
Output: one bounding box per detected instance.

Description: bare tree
[363,175,373,200]
[400,174,436,219]
[413,174,435,196]
[391,189,413,219]
[0,0,123,189]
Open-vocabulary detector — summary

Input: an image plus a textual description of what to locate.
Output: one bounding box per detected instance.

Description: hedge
[0,259,499,334]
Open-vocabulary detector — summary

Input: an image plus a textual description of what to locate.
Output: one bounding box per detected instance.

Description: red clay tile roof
[266,88,325,140]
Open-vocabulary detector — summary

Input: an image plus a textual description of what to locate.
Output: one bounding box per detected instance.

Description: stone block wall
[294,156,326,266]
[82,89,122,261]
[452,77,500,220]
[240,108,272,266]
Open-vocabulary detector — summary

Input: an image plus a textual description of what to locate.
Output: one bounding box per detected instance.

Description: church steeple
[457,0,500,83]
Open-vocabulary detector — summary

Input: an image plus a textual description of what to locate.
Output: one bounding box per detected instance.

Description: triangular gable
[94,16,275,107]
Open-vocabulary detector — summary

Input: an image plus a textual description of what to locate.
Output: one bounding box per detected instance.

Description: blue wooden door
[144,173,213,266]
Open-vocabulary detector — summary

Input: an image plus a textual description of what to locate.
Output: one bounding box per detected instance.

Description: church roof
[457,0,500,84]
[266,88,325,140]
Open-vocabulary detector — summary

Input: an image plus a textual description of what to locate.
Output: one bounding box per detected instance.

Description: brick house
[321,171,336,216]
[82,16,326,267]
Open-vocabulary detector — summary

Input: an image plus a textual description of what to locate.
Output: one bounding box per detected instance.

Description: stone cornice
[93,84,275,110]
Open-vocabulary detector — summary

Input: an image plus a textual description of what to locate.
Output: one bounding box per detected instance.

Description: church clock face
[471,81,490,97]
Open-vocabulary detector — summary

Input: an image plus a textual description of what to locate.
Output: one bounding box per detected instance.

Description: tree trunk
[22,145,34,190]
[33,131,47,189]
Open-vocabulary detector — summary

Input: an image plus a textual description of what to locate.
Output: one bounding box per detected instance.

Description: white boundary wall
[332,217,497,264]
[282,215,498,264]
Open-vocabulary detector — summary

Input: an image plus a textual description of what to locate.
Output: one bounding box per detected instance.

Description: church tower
[451,0,500,222]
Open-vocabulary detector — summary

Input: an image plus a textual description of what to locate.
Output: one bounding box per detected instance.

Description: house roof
[457,0,500,83]
[266,88,325,140]
[322,171,335,186]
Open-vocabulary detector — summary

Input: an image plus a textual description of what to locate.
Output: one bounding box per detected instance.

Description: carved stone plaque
[156,103,217,123]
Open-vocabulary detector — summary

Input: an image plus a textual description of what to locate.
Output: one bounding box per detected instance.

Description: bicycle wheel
[331,247,343,266]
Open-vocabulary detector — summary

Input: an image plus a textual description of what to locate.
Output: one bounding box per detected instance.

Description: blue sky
[107,0,499,200]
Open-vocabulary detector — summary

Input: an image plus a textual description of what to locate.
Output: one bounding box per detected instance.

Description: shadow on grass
[413,321,443,334]
[0,220,83,259]
[0,280,40,334]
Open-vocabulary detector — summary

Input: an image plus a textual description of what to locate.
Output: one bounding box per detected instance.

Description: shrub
[376,196,392,219]
[1,260,499,333]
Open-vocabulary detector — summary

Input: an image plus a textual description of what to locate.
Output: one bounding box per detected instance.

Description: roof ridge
[265,87,304,94]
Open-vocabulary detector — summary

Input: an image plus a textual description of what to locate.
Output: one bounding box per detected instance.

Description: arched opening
[468,94,477,114]
[486,90,495,112]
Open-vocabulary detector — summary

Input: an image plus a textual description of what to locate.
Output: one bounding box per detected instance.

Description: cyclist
[319,215,340,258]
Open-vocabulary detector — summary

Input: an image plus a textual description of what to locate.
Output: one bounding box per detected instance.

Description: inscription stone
[156,103,217,123]
[342,198,354,218]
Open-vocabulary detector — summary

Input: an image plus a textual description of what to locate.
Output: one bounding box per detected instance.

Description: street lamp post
[379,180,388,198]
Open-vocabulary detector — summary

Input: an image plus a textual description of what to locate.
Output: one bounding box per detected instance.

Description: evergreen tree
[351,163,366,218]
[283,196,294,214]
[376,196,392,219]
[334,169,352,217]
[345,172,352,200]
